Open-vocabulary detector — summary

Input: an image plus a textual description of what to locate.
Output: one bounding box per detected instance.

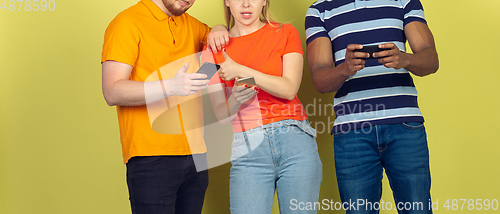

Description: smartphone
[353,45,391,59]
[236,76,256,87]
[196,62,220,79]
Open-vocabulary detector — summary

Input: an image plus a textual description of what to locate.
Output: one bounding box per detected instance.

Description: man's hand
[166,63,210,97]
[342,44,370,76]
[232,77,258,104]
[373,43,409,70]
[218,50,245,81]
[207,25,229,54]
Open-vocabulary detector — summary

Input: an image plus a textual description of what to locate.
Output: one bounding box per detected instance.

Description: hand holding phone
[196,62,220,80]
[236,76,256,87]
[233,77,258,104]
[353,45,391,59]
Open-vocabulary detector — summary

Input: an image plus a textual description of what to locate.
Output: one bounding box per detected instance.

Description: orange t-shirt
[208,23,308,132]
[101,0,210,163]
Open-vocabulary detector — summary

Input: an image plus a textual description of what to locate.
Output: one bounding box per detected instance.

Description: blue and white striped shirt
[305,0,427,134]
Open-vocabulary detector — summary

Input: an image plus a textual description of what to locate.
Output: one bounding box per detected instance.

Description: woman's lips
[241,12,252,19]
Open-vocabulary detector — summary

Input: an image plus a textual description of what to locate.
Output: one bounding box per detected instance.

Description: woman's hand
[218,50,247,81]
[232,77,258,104]
[207,25,229,54]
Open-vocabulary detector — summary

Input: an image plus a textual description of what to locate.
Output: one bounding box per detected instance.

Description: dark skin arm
[306,21,439,94]
[374,21,439,77]
[306,38,368,93]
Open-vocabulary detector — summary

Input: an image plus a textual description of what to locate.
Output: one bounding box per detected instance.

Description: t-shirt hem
[123,148,208,164]
[331,116,425,134]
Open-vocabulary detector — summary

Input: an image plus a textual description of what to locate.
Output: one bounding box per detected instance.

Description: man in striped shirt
[305,0,438,213]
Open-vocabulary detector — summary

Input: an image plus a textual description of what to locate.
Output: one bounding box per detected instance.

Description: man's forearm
[404,47,439,77]
[311,63,350,94]
[105,79,168,107]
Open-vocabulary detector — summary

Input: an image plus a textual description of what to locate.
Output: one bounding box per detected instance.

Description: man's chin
[163,0,190,16]
[167,6,189,16]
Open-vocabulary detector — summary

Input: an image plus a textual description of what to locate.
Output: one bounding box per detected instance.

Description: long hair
[224,0,281,29]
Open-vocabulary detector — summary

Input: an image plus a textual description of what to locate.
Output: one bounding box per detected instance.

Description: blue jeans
[229,119,323,214]
[126,154,209,214]
[333,122,432,214]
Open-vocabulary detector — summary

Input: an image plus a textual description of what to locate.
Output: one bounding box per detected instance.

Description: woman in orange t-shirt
[206,0,322,213]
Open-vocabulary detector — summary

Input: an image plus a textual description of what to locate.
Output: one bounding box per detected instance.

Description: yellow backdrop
[0,0,499,213]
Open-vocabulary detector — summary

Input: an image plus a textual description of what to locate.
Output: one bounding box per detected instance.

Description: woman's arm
[207,80,258,124]
[218,51,304,100]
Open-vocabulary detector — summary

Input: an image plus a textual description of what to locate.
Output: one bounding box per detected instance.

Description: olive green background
[1,0,499,213]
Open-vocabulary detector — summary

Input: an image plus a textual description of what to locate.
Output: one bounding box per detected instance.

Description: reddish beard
[162,0,190,16]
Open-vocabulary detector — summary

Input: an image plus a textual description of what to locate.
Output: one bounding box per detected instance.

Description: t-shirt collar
[141,0,170,21]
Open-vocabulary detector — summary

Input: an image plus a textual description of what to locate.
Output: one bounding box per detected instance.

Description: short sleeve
[197,20,211,52]
[305,3,330,45]
[402,0,427,26]
[200,24,211,48]
[101,16,140,66]
[283,24,304,56]
[185,14,211,52]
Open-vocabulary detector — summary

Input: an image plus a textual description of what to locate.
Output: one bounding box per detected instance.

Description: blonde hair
[224,0,281,29]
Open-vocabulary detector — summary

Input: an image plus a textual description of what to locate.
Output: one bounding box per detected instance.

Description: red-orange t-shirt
[209,23,308,132]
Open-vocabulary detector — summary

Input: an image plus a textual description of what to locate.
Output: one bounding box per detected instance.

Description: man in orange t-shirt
[101,0,227,213]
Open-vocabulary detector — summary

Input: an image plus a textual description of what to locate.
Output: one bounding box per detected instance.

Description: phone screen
[353,45,391,59]
[197,62,220,79]
[236,76,256,87]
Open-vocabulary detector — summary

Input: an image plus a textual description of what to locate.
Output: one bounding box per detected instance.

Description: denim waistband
[237,119,317,138]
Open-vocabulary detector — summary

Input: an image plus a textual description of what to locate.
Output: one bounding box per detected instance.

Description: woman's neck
[230,21,266,37]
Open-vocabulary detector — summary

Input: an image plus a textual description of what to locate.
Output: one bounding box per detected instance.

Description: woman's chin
[235,19,261,28]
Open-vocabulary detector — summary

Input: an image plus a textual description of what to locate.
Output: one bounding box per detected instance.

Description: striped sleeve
[402,0,427,26]
[305,2,329,45]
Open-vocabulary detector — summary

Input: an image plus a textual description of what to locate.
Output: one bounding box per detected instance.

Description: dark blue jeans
[126,154,209,214]
[334,122,432,214]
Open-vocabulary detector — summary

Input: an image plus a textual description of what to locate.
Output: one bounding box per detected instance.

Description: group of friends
[101,0,439,213]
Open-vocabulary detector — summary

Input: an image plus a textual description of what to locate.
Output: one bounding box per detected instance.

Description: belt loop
[243,132,252,155]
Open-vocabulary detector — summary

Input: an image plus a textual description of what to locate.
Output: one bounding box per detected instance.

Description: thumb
[177,62,189,74]
[222,50,230,60]
[234,77,241,87]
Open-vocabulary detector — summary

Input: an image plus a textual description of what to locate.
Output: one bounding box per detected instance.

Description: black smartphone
[196,62,220,79]
[353,45,391,59]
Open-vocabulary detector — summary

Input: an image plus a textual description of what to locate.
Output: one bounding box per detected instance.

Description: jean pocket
[128,156,161,165]
[230,133,249,161]
[290,120,317,138]
[333,130,349,137]
[231,132,246,147]
[402,122,424,130]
